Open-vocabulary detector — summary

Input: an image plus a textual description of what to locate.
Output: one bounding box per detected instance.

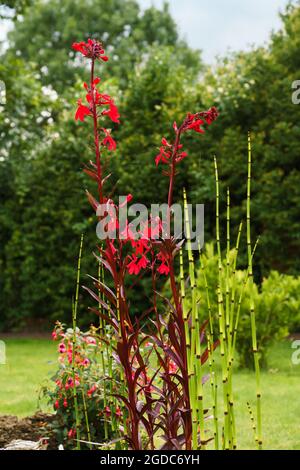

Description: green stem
[247,133,262,450]
[71,233,84,450]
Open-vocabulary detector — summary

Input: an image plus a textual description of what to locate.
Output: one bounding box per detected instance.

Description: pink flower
[115,406,123,419]
[86,336,96,345]
[65,376,80,390]
[63,399,68,408]
[54,400,59,410]
[104,406,111,418]
[82,358,90,367]
[168,360,178,374]
[58,343,66,354]
[51,331,58,340]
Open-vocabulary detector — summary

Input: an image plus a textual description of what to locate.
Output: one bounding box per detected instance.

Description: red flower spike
[72,39,108,62]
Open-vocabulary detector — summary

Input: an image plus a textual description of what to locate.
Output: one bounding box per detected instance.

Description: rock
[1,438,48,450]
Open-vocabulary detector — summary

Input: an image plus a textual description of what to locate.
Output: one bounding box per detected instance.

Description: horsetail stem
[247,133,262,450]
[225,188,230,337]
[247,401,257,445]
[214,158,232,449]
[183,188,206,449]
[198,249,219,449]
[80,383,92,449]
[71,233,84,450]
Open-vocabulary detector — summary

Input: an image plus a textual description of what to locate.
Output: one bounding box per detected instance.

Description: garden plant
[42,37,265,451]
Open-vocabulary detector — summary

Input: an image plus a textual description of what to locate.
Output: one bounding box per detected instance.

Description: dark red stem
[91,59,103,204]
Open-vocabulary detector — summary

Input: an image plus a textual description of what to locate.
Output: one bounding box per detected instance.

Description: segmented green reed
[180,135,262,450]
[71,233,84,450]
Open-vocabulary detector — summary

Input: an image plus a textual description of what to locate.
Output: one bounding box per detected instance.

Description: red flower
[157,262,170,275]
[102,100,120,123]
[127,255,140,275]
[87,384,97,397]
[68,429,76,439]
[72,39,108,61]
[155,137,172,166]
[54,400,59,410]
[183,108,219,134]
[186,117,205,134]
[63,399,68,408]
[200,106,219,125]
[175,151,188,163]
[157,252,170,275]
[102,129,117,151]
[115,406,123,419]
[137,254,149,270]
[75,99,91,121]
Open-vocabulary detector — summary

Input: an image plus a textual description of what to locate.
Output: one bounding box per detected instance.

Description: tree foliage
[1,1,300,329]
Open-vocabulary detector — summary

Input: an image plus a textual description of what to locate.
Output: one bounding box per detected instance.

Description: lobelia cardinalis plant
[71,38,219,450]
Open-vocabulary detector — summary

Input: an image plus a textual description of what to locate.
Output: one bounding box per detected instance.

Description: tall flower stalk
[71,37,260,451]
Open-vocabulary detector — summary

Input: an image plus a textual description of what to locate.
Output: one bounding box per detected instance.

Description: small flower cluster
[155,107,219,167]
[72,39,108,61]
[42,323,116,448]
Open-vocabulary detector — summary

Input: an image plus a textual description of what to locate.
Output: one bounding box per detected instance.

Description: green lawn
[0,338,57,416]
[0,337,299,449]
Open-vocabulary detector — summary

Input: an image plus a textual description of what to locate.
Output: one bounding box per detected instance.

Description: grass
[0,337,299,449]
[0,338,57,416]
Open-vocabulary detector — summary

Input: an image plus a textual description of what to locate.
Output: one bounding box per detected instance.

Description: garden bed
[0,412,56,449]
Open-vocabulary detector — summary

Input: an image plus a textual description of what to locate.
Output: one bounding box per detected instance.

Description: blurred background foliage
[0,0,300,333]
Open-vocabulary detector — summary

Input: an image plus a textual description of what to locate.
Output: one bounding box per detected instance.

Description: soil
[0,412,57,449]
